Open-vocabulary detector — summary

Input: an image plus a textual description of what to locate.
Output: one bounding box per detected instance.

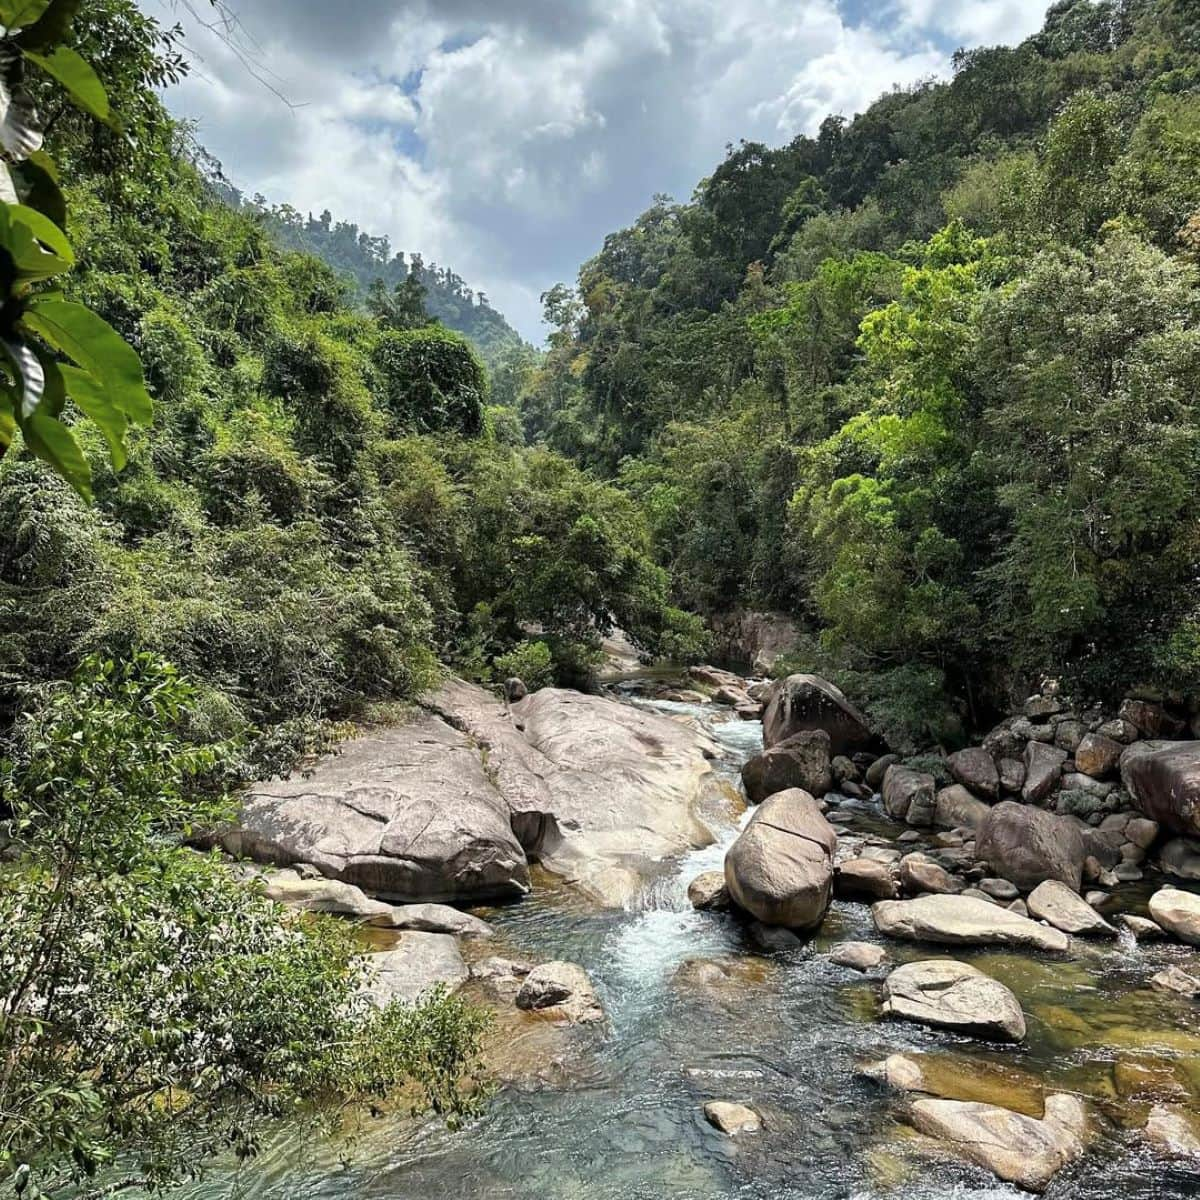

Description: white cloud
[139,0,1050,340]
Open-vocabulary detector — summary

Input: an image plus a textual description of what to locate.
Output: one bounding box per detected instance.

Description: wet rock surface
[882,959,1026,1041]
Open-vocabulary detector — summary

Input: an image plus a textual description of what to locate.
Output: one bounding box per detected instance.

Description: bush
[0,658,489,1197]
[372,326,486,437]
[493,639,554,691]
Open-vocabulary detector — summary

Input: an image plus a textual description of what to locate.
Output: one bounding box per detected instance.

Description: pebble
[980,878,1020,901]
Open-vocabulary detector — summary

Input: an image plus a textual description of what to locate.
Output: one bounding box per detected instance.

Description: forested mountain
[0,2,700,770]
[518,0,1200,746]
[232,194,529,369]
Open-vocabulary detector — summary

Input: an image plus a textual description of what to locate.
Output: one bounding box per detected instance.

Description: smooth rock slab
[1026,880,1115,938]
[882,959,1025,1041]
[703,1101,762,1135]
[386,902,495,938]
[1150,965,1200,997]
[1144,1105,1200,1157]
[872,894,1069,953]
[1149,887,1200,945]
[261,870,398,924]
[223,714,530,904]
[362,932,469,1007]
[909,1094,1087,1193]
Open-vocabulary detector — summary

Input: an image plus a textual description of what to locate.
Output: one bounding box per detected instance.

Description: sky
[139,0,1052,341]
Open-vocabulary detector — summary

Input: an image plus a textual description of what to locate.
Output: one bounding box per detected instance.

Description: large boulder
[221,714,531,904]
[883,765,936,826]
[1119,698,1186,740]
[1148,886,1200,945]
[882,959,1025,1041]
[1026,880,1115,937]
[723,789,836,929]
[1022,741,1067,803]
[935,784,991,832]
[908,1094,1087,1192]
[872,894,1070,953]
[947,748,1000,802]
[740,730,832,802]
[1120,741,1200,837]
[761,674,873,756]
[976,801,1089,892]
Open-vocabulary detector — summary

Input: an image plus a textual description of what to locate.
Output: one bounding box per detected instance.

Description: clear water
[187,694,1200,1200]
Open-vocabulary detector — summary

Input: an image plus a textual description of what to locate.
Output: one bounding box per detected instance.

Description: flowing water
[188,692,1200,1200]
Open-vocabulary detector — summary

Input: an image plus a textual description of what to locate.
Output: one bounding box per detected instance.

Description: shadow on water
[177,688,1200,1200]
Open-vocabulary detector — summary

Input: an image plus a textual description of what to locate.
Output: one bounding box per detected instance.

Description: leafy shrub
[372,326,486,437]
[493,639,554,690]
[0,655,489,1197]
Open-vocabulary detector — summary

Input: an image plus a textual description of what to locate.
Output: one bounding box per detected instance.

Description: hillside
[241,196,529,369]
[517,0,1200,745]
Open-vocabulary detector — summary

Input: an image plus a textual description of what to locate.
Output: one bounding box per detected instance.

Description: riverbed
[186,692,1200,1200]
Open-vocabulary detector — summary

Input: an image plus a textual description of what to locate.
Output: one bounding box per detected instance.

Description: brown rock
[741,730,833,802]
[947,748,999,801]
[1022,741,1067,803]
[935,784,991,832]
[883,959,1025,1041]
[1121,741,1200,837]
[687,870,731,911]
[724,789,836,929]
[761,673,873,756]
[1120,698,1186,740]
[1074,733,1125,780]
[883,765,936,826]
[900,853,963,896]
[836,857,899,900]
[976,801,1089,892]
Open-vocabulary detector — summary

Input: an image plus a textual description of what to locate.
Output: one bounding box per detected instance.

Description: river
[187,691,1200,1200]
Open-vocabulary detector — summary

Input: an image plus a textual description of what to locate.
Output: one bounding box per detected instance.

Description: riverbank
[193,669,1200,1199]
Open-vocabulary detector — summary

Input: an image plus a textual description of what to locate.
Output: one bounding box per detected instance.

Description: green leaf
[0,204,70,280]
[21,299,152,424]
[9,203,72,262]
[11,151,66,228]
[60,362,127,470]
[0,390,16,450]
[15,0,81,50]
[0,0,51,28]
[1,333,44,416]
[19,408,91,500]
[22,46,110,125]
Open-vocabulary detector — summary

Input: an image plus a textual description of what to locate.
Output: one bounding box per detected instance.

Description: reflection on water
[178,689,1200,1200]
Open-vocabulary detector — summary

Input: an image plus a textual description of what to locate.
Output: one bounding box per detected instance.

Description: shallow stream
[188,692,1200,1200]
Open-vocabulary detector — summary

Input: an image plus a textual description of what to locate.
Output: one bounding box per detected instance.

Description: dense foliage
[0,655,488,1200]
[247,197,528,370]
[520,0,1200,743]
[0,1,704,761]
